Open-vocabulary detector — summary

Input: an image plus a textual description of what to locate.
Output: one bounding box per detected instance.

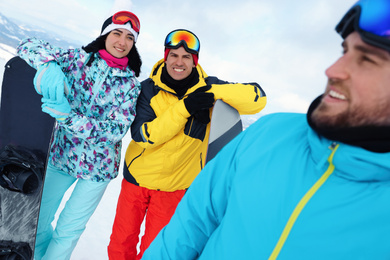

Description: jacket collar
[93,52,135,77]
[308,126,390,182]
[149,59,208,95]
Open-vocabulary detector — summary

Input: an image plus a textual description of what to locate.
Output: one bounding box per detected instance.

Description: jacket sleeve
[17,37,80,69]
[131,79,191,148]
[18,37,139,145]
[141,125,246,259]
[208,77,267,115]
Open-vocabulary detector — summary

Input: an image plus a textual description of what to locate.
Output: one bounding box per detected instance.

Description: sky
[1,0,357,116]
[0,0,358,259]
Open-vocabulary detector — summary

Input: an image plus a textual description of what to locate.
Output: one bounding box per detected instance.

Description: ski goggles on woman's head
[164,29,200,55]
[112,11,140,33]
[336,0,390,52]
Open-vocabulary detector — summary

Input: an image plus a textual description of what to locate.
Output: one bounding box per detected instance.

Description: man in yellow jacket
[107,29,267,260]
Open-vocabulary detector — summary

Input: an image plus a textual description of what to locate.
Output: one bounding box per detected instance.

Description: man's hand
[184,85,214,116]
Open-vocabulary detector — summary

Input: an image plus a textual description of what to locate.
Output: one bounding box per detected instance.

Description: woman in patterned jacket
[17,11,142,260]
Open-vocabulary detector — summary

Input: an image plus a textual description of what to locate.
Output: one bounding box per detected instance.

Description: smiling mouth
[115,47,125,52]
[329,90,346,100]
[173,68,184,72]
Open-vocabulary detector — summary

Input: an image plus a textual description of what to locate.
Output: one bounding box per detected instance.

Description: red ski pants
[107,179,186,260]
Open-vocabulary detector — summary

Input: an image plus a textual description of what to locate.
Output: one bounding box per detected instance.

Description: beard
[311,81,390,129]
[307,95,390,153]
[312,97,390,128]
[311,100,350,128]
[307,78,390,153]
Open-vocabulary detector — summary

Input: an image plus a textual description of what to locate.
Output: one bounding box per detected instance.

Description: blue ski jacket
[142,113,390,259]
[17,38,141,182]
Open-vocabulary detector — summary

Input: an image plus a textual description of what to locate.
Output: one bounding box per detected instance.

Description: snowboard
[205,99,242,164]
[0,56,55,259]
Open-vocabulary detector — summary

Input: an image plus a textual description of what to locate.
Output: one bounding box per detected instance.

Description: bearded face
[311,32,390,129]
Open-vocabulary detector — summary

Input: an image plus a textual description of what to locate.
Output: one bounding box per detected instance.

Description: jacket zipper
[268,142,339,260]
[188,117,194,135]
[200,152,203,170]
[88,60,111,111]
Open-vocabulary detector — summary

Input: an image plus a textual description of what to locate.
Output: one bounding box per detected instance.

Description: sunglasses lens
[112,11,140,32]
[165,30,200,54]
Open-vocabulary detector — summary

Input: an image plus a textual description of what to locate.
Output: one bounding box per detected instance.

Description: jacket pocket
[123,149,145,185]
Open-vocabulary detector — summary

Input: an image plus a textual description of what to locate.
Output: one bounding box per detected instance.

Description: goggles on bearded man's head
[336,0,390,52]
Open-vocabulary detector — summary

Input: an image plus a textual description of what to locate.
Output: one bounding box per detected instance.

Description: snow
[0,44,16,63]
[0,48,10,110]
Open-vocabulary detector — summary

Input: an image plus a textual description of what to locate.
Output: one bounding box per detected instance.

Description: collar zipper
[269,143,340,259]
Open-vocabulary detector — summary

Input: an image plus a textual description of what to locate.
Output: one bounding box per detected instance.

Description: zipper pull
[329,142,338,150]
[316,142,338,170]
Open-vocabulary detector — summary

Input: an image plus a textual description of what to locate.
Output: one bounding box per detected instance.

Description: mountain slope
[0,12,79,50]
[0,12,80,88]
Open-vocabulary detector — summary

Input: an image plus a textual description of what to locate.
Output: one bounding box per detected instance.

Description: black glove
[193,109,210,124]
[184,85,214,115]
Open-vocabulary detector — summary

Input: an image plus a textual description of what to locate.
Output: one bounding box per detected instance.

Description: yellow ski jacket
[124,59,266,191]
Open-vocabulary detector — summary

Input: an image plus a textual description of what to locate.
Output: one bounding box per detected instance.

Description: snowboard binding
[0,240,32,260]
[0,145,45,195]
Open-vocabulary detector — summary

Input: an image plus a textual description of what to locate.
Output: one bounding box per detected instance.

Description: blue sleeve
[141,126,247,259]
[17,37,81,69]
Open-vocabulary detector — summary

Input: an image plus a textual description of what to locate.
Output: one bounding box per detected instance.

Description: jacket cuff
[176,99,192,118]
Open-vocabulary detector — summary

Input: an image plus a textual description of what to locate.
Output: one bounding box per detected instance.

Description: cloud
[110,0,134,14]
[0,0,357,115]
[273,93,312,113]
[0,0,112,44]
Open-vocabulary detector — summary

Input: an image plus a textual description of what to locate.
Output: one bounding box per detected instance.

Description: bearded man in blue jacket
[142,0,390,259]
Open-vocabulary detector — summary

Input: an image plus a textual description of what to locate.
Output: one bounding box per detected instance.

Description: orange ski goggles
[112,11,140,33]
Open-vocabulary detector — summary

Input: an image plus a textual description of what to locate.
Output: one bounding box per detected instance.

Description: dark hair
[82,34,142,77]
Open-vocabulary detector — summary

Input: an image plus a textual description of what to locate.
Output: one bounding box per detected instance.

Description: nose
[175,57,184,66]
[325,54,349,81]
[118,35,126,46]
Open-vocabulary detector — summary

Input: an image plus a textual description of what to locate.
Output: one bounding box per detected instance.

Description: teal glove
[34,62,69,102]
[41,97,71,121]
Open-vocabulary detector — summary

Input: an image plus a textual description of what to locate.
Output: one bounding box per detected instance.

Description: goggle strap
[166,40,198,55]
[336,6,360,38]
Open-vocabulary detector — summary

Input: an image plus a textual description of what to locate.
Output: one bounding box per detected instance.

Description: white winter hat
[100,11,140,42]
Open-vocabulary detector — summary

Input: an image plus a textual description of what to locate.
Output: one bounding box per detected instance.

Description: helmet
[336,0,390,52]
